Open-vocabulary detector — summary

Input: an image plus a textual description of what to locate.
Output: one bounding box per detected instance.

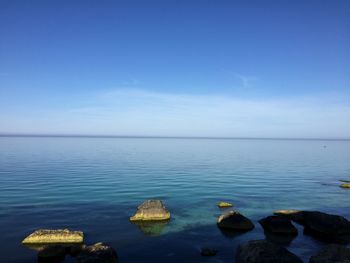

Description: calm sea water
[0,137,349,262]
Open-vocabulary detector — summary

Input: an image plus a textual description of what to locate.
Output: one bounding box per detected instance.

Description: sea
[0,136,349,262]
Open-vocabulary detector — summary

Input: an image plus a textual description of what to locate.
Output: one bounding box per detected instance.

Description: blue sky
[0,0,349,138]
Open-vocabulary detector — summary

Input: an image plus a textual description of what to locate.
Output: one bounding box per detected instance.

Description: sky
[0,0,349,138]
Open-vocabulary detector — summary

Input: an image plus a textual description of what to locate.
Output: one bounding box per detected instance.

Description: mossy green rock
[22,229,84,244]
[217,201,233,208]
[130,200,170,221]
[340,183,350,189]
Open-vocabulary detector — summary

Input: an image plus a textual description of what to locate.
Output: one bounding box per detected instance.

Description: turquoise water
[0,137,349,262]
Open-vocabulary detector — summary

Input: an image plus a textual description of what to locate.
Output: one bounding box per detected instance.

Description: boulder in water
[76,242,118,263]
[259,216,298,235]
[236,240,302,263]
[340,183,350,189]
[37,245,66,263]
[217,211,254,231]
[130,200,170,221]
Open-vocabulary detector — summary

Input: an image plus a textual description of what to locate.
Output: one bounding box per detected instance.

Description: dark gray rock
[301,211,350,242]
[309,244,350,263]
[217,211,254,231]
[236,240,302,263]
[259,216,298,235]
[37,245,66,263]
[76,242,118,263]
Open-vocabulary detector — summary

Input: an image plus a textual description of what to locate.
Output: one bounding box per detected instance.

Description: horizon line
[0,133,349,141]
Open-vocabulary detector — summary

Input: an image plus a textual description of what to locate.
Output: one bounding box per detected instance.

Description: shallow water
[0,137,349,262]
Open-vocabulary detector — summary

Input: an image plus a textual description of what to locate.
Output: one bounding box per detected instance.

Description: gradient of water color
[0,137,349,262]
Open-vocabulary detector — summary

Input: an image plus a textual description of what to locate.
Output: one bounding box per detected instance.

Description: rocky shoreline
[22,197,350,262]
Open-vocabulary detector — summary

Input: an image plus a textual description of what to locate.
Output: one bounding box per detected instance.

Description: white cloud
[1,88,349,138]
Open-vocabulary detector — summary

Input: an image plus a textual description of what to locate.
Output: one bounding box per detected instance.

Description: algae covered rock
[22,229,84,244]
[217,210,254,231]
[236,240,302,263]
[340,183,350,189]
[259,216,298,235]
[130,200,170,221]
[217,201,233,208]
[309,244,350,263]
[76,242,118,263]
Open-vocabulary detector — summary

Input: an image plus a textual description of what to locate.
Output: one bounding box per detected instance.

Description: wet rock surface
[76,242,118,263]
[37,245,66,263]
[217,211,254,231]
[236,240,303,263]
[259,215,298,235]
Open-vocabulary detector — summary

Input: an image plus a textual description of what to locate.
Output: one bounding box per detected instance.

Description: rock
[37,245,66,263]
[301,211,350,241]
[309,244,350,263]
[259,216,298,235]
[236,240,302,263]
[129,200,170,221]
[201,248,217,256]
[217,211,254,231]
[273,210,304,224]
[69,244,86,257]
[340,183,350,189]
[22,229,84,244]
[76,242,118,263]
[218,201,233,208]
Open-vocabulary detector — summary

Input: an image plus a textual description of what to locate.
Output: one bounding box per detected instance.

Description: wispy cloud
[2,88,349,138]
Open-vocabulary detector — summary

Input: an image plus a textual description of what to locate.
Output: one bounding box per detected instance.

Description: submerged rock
[76,242,118,263]
[259,216,298,235]
[37,245,66,263]
[236,240,302,263]
[22,229,84,244]
[309,244,350,263]
[217,211,254,231]
[129,200,170,221]
[340,183,350,189]
[217,201,233,208]
[131,220,169,236]
[201,248,217,256]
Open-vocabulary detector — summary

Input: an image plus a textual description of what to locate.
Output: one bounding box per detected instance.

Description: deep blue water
[0,137,349,262]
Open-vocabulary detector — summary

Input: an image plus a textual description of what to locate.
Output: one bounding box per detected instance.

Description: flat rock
[217,211,254,231]
[309,244,350,263]
[76,242,118,263]
[259,216,298,235]
[236,240,302,263]
[22,229,84,244]
[130,200,170,221]
[37,245,66,263]
[218,201,233,208]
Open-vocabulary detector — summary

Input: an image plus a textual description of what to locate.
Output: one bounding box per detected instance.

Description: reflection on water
[131,220,170,236]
